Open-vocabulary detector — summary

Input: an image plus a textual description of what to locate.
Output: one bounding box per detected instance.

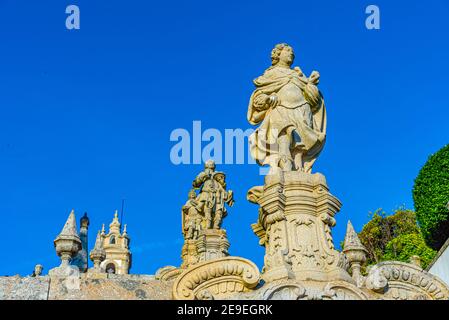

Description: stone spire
[90,231,106,272]
[109,210,121,234]
[49,210,82,276]
[343,220,367,286]
[344,220,364,249]
[93,231,103,250]
[58,209,80,239]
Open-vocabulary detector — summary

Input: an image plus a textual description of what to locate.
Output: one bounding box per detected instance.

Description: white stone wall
[429,245,449,286]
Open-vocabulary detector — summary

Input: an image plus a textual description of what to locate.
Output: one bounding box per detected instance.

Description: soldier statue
[192,160,234,230]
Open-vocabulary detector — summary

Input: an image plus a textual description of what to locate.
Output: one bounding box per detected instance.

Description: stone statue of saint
[181,189,203,240]
[192,160,234,229]
[247,43,327,173]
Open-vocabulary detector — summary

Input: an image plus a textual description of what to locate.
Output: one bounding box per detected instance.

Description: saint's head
[271,43,295,67]
[214,172,226,188]
[204,159,216,172]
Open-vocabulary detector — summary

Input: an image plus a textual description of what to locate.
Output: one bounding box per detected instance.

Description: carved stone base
[196,229,230,262]
[181,229,230,269]
[249,171,353,284]
[241,170,449,300]
[48,263,81,291]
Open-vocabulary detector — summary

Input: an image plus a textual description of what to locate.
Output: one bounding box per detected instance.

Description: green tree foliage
[382,233,436,269]
[358,209,436,268]
[413,144,449,250]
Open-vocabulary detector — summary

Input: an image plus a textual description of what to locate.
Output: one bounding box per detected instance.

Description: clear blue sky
[1,0,448,276]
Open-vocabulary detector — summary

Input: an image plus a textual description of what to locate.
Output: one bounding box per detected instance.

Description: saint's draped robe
[247,65,327,172]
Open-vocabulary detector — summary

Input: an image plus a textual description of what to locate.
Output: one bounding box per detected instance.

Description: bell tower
[99,210,131,275]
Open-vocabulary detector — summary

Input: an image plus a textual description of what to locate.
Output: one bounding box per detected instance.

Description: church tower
[99,210,131,274]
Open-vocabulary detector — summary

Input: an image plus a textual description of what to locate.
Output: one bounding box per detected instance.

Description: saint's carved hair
[271,43,294,66]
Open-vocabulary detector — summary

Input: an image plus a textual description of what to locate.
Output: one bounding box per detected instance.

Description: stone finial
[80,212,90,228]
[90,232,106,271]
[109,210,121,234]
[50,210,82,276]
[101,223,105,235]
[54,210,82,264]
[343,220,367,286]
[122,224,128,236]
[343,220,364,249]
[58,209,80,239]
[93,231,104,250]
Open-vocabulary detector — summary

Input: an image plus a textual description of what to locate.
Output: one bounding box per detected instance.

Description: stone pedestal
[181,229,230,269]
[249,171,352,284]
[48,262,80,278]
[196,229,230,262]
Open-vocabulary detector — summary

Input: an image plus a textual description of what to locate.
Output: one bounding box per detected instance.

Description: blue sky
[0,0,448,276]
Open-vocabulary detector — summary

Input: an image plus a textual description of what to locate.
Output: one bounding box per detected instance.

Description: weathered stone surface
[248,170,352,284]
[0,276,50,300]
[0,274,172,300]
[47,274,171,300]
